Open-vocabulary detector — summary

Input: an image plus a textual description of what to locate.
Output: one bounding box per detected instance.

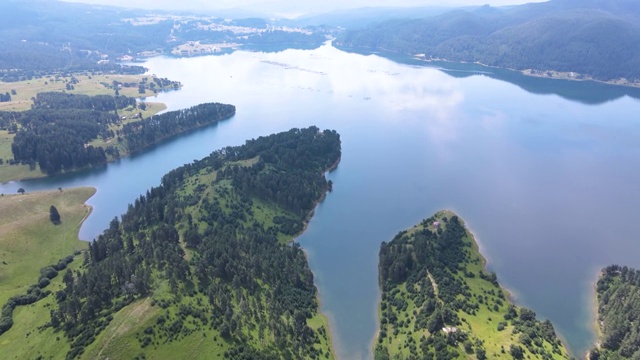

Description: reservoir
[3,42,640,359]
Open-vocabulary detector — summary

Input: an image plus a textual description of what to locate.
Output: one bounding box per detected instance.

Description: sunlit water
[3,42,640,359]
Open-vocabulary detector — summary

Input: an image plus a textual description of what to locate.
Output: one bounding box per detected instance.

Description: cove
[2,42,640,359]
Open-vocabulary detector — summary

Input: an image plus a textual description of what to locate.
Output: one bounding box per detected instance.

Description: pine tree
[50,205,61,224]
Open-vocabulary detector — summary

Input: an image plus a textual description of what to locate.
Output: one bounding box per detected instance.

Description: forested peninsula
[589,265,640,360]
[0,126,340,359]
[375,210,569,360]
[0,92,235,180]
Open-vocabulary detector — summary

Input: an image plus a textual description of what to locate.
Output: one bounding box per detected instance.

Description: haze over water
[3,42,640,359]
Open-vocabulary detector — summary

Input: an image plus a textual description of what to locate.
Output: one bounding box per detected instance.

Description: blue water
[3,43,640,359]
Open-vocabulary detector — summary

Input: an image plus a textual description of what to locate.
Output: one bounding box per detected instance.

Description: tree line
[32,92,136,112]
[120,102,236,153]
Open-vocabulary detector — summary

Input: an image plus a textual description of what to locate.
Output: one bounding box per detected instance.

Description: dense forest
[2,93,235,175]
[590,265,640,360]
[1,126,340,359]
[376,211,568,360]
[338,0,640,82]
[120,103,236,153]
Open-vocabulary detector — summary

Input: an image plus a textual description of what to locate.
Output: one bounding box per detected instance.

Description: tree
[17,188,25,195]
[50,205,61,224]
[509,344,524,359]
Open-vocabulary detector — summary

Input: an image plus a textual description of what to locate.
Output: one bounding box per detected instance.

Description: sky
[61,0,548,16]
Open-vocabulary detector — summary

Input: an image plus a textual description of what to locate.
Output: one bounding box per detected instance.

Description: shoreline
[294,155,342,360]
[588,270,604,359]
[413,56,640,89]
[337,44,640,89]
[454,208,575,357]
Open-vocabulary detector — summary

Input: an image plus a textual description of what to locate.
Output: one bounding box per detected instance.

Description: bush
[38,277,51,288]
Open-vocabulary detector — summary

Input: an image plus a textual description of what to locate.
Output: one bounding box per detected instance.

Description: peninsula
[0,90,234,183]
[1,126,339,359]
[375,210,569,359]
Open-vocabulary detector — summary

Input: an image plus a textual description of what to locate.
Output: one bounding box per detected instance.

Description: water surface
[3,43,640,359]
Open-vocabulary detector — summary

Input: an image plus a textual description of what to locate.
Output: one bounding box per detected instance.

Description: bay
[3,42,640,359]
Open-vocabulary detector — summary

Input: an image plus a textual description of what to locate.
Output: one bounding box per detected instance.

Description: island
[0,126,339,359]
[375,210,569,360]
[589,265,640,360]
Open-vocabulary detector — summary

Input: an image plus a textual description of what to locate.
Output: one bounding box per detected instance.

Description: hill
[337,0,640,84]
[375,210,569,360]
[0,126,340,359]
[590,265,640,360]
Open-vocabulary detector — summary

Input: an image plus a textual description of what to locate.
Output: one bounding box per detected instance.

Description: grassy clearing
[0,187,95,358]
[0,187,95,305]
[0,74,175,112]
[0,258,84,359]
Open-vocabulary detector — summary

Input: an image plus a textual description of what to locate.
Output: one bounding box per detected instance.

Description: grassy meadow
[0,187,95,358]
[0,74,173,112]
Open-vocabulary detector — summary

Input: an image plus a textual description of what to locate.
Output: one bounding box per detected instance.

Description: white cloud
[61,0,548,15]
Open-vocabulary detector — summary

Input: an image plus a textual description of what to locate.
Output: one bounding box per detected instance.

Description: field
[0,74,177,112]
[0,187,95,305]
[0,187,95,359]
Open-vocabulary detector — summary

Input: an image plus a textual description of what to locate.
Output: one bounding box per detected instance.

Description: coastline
[294,155,342,239]
[294,155,342,360]
[589,269,603,358]
[456,209,575,357]
[415,57,640,89]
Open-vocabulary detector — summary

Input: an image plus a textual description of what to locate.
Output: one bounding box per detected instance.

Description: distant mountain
[337,0,640,82]
[293,6,457,29]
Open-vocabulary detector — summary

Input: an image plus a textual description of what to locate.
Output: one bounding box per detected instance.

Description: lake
[3,42,640,359]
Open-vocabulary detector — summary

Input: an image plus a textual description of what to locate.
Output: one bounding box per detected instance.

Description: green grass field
[0,74,175,112]
[0,187,95,358]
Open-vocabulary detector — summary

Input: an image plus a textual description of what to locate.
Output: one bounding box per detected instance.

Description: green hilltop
[375,210,569,360]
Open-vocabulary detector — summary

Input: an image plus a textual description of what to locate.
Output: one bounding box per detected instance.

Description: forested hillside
[376,211,568,360]
[590,265,640,360]
[0,126,340,359]
[338,0,640,82]
[0,93,235,175]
